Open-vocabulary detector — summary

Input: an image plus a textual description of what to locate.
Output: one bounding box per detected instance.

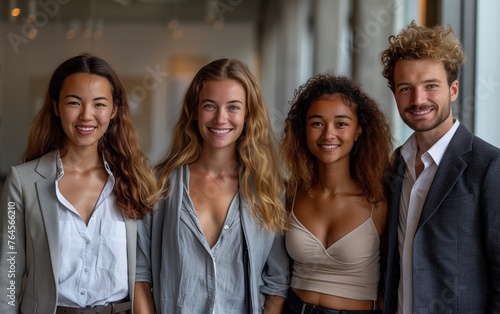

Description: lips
[208,128,232,134]
[410,108,432,116]
[319,144,339,149]
[76,126,96,132]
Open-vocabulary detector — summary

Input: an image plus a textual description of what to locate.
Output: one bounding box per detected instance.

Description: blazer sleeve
[0,167,26,314]
[260,233,290,298]
[135,212,153,285]
[482,154,500,312]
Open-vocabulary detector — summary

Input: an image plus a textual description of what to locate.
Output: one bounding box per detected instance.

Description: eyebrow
[64,94,110,101]
[307,114,352,120]
[200,98,244,104]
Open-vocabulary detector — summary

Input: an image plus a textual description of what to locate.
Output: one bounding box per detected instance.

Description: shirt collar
[56,149,115,182]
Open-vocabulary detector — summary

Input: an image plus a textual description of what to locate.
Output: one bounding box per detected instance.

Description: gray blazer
[0,150,137,314]
[383,124,500,314]
[136,165,290,313]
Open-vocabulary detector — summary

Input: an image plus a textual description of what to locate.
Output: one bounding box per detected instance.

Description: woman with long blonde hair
[135,58,289,313]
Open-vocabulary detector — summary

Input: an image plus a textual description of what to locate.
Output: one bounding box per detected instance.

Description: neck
[60,146,103,172]
[414,117,455,153]
[192,148,239,177]
[315,160,355,194]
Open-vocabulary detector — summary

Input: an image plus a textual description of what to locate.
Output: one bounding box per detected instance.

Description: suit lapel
[35,151,61,281]
[387,148,406,245]
[417,124,472,230]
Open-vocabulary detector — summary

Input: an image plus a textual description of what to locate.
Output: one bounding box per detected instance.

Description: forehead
[393,59,448,83]
[60,73,112,93]
[200,80,245,96]
[307,94,356,117]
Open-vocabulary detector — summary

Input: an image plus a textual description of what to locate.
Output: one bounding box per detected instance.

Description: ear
[111,105,117,119]
[355,127,362,141]
[450,80,459,102]
[53,101,60,117]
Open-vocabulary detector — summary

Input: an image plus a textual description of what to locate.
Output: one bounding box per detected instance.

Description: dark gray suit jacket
[383,124,500,314]
[0,150,137,314]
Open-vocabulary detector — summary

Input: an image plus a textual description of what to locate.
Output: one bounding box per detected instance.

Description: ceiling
[2,0,261,24]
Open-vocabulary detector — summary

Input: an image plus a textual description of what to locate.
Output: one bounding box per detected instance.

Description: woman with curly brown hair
[281,74,393,313]
[0,53,161,314]
[135,58,289,313]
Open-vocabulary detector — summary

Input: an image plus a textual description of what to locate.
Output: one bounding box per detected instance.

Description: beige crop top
[286,207,380,301]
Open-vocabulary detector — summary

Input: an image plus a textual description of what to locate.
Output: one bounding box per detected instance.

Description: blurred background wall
[1,0,499,182]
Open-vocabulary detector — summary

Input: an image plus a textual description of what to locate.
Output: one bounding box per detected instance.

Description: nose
[321,123,336,140]
[213,108,227,124]
[411,87,426,105]
[79,104,93,121]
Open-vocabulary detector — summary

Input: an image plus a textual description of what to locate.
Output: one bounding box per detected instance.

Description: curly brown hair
[24,53,161,219]
[380,21,465,91]
[280,74,393,207]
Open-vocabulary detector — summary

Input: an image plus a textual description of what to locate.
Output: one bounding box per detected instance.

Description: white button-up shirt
[55,152,128,307]
[397,120,459,314]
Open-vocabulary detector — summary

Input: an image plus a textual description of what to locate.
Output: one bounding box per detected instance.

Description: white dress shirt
[397,120,459,314]
[55,152,128,307]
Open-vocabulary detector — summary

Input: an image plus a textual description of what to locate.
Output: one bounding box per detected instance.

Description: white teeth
[209,128,231,134]
[412,109,431,115]
[77,126,95,131]
[320,144,338,149]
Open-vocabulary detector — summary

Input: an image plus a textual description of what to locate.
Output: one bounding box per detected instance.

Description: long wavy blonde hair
[156,58,287,232]
[23,53,161,219]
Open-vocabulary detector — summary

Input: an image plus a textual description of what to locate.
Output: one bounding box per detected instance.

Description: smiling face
[306,94,361,166]
[196,79,246,153]
[55,73,116,153]
[393,59,458,136]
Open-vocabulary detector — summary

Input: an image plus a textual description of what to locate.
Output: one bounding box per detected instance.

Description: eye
[229,104,240,110]
[95,102,106,107]
[310,121,323,127]
[427,84,438,89]
[203,104,216,110]
[399,87,411,93]
[337,122,348,127]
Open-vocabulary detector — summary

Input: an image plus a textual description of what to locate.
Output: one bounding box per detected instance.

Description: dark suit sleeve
[482,154,500,312]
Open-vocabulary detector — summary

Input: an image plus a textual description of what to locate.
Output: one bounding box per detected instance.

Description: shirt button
[80,291,85,295]
[84,268,89,273]
[85,240,90,245]
[223,225,229,230]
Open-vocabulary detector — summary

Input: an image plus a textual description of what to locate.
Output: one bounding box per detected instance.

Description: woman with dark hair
[135,58,289,313]
[281,74,393,313]
[0,53,160,313]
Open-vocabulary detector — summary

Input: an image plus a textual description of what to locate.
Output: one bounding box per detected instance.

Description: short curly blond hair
[380,21,465,91]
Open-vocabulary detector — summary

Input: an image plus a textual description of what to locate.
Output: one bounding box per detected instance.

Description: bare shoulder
[371,198,388,237]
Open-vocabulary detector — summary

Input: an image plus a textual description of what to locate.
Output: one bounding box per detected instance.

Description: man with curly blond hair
[380,22,500,314]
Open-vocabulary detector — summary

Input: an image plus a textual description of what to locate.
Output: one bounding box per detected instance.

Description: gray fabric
[136,164,290,314]
[383,124,500,314]
[0,150,137,314]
